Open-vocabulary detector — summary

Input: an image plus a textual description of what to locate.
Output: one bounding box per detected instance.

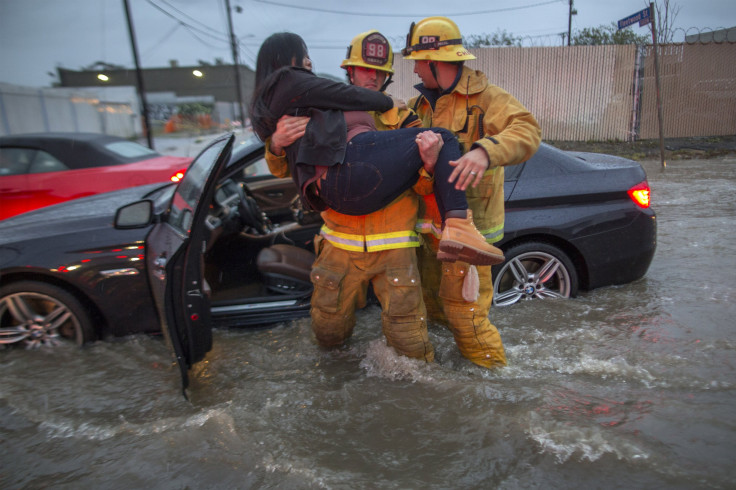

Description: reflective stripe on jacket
[409,66,541,243]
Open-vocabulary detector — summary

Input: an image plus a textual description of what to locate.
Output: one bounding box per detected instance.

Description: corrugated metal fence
[392,42,736,141]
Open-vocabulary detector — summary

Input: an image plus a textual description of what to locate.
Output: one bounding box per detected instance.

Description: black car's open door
[146,134,234,395]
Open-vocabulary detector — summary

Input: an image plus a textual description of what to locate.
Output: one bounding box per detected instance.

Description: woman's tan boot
[437,210,505,265]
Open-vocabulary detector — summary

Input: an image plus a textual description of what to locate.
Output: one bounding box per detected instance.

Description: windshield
[103,141,160,159]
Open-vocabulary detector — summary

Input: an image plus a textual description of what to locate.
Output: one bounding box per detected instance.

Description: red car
[0,132,192,220]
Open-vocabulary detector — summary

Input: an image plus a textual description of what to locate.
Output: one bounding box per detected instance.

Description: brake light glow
[628,181,651,208]
[170,169,186,182]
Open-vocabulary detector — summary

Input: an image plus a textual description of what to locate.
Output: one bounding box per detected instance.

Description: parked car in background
[491,144,656,306]
[0,134,655,388]
[0,132,192,220]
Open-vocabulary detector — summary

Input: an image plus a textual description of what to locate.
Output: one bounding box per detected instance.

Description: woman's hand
[389,95,407,110]
[448,147,490,190]
[415,130,443,174]
[269,115,310,155]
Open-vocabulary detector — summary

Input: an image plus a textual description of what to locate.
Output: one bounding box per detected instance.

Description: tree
[572,23,649,45]
[653,0,681,44]
[464,30,522,47]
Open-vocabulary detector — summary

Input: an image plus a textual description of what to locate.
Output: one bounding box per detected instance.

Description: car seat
[255,244,314,296]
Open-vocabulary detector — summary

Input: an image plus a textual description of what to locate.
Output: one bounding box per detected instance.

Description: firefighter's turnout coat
[409,65,542,368]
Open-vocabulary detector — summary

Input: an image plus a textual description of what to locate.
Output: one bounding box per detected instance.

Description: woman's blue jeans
[318,127,466,217]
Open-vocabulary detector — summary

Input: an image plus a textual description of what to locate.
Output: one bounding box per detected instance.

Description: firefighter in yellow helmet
[403,16,542,368]
[264,30,435,361]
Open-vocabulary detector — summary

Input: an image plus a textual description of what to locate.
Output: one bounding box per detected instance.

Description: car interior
[202,153,321,312]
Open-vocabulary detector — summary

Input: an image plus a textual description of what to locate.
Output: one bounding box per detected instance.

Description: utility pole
[225,0,245,127]
[122,0,154,149]
[567,0,574,46]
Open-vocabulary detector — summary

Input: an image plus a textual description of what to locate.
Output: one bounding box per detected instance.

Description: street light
[97,73,110,82]
[192,69,203,78]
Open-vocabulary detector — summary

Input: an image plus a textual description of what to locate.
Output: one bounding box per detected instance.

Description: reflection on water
[2,158,736,489]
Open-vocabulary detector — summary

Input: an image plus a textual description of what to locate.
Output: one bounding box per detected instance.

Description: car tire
[0,281,96,348]
[492,242,578,307]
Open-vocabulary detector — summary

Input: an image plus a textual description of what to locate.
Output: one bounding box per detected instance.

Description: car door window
[28,150,68,173]
[0,147,42,175]
[167,140,226,235]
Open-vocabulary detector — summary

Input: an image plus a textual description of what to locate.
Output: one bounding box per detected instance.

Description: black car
[492,145,656,306]
[0,134,656,386]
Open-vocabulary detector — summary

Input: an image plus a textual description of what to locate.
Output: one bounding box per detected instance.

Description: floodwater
[2,157,735,489]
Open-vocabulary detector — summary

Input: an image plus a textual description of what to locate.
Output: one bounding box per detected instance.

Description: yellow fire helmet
[401,16,475,61]
[341,30,394,74]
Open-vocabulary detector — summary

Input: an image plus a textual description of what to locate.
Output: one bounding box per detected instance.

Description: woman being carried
[249,32,503,266]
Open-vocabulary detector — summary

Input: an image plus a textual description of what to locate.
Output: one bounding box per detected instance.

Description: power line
[156,0,224,37]
[250,0,563,17]
[141,23,181,60]
[144,0,229,45]
[180,23,227,50]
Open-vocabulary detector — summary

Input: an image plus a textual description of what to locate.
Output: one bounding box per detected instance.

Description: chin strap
[379,74,393,93]
[429,61,440,88]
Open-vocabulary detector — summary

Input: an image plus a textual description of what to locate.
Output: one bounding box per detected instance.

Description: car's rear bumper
[574,208,657,290]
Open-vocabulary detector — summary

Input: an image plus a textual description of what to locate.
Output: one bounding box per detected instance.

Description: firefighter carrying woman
[252,18,541,368]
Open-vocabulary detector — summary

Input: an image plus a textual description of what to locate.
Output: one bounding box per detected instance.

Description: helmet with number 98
[341,30,394,74]
[401,16,475,61]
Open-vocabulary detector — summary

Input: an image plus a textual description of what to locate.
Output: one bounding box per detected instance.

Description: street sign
[617,7,651,30]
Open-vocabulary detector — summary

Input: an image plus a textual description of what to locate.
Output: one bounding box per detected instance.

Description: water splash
[359,339,436,383]
[527,412,650,464]
[38,405,235,440]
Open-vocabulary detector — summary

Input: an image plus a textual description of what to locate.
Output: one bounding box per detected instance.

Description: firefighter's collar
[414,67,464,110]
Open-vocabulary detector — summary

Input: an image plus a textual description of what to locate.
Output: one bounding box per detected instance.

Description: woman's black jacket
[251,67,393,210]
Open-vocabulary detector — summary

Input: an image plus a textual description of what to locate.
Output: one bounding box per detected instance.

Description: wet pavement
[2,156,735,489]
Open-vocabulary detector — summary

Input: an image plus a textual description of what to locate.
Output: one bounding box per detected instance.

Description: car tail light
[628,181,651,208]
[170,169,186,183]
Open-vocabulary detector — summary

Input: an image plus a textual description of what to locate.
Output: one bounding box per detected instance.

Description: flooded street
[2,157,735,489]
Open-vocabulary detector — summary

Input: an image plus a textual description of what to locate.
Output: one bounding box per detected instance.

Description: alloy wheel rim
[0,292,80,348]
[494,251,572,306]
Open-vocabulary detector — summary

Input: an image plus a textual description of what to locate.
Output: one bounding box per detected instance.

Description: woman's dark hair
[250,32,309,139]
[254,32,309,86]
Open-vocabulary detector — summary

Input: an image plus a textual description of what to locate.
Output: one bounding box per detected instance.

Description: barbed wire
[676,27,736,45]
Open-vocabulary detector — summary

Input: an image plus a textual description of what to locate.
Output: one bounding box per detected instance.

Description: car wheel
[492,242,578,307]
[0,281,96,348]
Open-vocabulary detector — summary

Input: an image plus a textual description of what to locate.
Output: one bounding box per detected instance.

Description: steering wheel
[235,182,270,234]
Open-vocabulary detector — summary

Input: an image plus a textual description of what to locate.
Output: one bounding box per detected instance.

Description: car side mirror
[115,200,153,229]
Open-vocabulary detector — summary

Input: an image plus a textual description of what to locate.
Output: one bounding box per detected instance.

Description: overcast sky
[1,0,734,87]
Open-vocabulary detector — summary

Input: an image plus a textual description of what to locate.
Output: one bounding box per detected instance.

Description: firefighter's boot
[438,210,504,266]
